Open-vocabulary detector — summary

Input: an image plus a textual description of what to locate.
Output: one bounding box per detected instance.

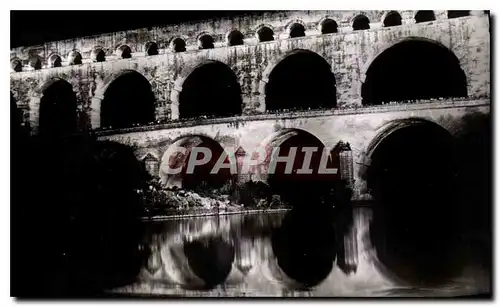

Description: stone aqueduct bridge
[10,10,490,200]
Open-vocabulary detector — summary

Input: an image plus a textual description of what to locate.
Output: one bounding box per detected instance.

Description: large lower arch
[173,61,242,119]
[262,49,337,112]
[364,118,464,286]
[99,70,156,129]
[365,118,456,199]
[361,38,467,105]
[254,128,339,206]
[158,135,234,190]
[38,78,78,137]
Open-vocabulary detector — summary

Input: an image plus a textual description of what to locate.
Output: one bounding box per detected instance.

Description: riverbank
[141,207,291,221]
[140,200,376,221]
[141,178,292,220]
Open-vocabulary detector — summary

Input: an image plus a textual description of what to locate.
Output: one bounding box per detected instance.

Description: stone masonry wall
[94,99,490,200]
[10,12,490,134]
[10,10,462,66]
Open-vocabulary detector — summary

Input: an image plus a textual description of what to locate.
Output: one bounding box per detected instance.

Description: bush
[141,177,294,215]
[232,180,288,208]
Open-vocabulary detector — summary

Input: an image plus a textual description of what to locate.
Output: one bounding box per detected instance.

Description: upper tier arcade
[10,10,490,136]
[10,10,485,71]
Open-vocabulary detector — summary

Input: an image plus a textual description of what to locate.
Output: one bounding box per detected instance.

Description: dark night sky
[10,10,265,48]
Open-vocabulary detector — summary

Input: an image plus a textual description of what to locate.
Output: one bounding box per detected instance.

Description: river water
[113,207,490,297]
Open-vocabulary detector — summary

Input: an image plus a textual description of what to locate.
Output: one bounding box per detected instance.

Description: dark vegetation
[11,133,150,297]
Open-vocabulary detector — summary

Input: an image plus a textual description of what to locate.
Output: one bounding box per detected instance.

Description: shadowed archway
[39,79,78,137]
[227,30,244,46]
[448,10,470,19]
[320,18,338,34]
[91,48,106,62]
[116,45,132,58]
[382,11,402,27]
[67,51,82,65]
[198,34,214,49]
[100,71,156,129]
[415,10,435,23]
[288,23,306,38]
[255,129,339,207]
[361,39,467,105]
[159,135,233,191]
[264,50,336,112]
[145,42,159,56]
[366,119,465,286]
[352,15,370,30]
[178,61,242,119]
[257,26,274,42]
[48,54,62,68]
[171,38,186,52]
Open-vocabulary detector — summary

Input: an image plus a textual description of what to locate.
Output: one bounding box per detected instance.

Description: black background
[10,10,264,48]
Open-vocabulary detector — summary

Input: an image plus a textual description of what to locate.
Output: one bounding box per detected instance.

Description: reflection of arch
[352,14,370,30]
[226,29,244,46]
[145,41,159,56]
[91,47,106,62]
[161,241,205,288]
[11,58,22,72]
[261,49,337,112]
[38,78,78,136]
[171,60,242,119]
[381,11,402,27]
[271,210,336,288]
[170,37,187,52]
[48,54,62,68]
[67,51,82,65]
[159,219,235,290]
[415,10,436,23]
[158,135,233,189]
[116,44,132,59]
[255,25,274,42]
[360,37,467,105]
[98,70,155,129]
[184,236,235,289]
[319,18,338,34]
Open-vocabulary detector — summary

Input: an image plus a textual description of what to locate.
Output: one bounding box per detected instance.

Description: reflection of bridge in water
[114,208,490,297]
